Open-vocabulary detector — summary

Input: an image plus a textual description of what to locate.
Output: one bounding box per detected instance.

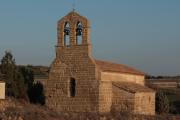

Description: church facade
[46,11,155,115]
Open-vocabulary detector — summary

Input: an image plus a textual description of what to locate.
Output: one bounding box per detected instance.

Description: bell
[64,27,70,35]
[76,27,82,36]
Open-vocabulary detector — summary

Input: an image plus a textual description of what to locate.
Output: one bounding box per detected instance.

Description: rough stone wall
[112,85,155,115]
[101,72,145,85]
[112,85,135,112]
[46,46,99,112]
[134,92,155,115]
[98,81,112,113]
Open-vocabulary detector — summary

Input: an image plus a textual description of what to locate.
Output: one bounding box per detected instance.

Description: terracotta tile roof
[113,82,154,93]
[95,60,145,76]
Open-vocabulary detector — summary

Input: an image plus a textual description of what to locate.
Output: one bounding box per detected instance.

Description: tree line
[0,51,45,105]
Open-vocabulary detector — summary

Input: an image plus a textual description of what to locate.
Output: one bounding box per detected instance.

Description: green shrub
[156,91,169,114]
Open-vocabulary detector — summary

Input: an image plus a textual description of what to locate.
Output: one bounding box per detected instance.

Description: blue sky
[0,0,180,75]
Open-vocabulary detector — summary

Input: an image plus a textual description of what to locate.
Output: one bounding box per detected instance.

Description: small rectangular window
[69,78,76,97]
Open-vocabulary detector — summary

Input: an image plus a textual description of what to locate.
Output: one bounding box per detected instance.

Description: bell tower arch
[57,11,91,47]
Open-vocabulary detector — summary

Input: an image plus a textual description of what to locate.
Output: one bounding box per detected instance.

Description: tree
[18,65,34,100]
[1,51,26,98]
[28,82,45,105]
[18,65,46,104]
[1,51,46,104]
[156,91,169,114]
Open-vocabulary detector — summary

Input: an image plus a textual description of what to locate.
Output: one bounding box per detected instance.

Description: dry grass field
[0,98,179,120]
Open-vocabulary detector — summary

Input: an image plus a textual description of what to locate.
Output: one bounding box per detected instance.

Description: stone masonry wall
[46,11,100,113]
[46,46,99,112]
[134,92,155,115]
[98,81,112,113]
[112,85,135,113]
[101,72,145,85]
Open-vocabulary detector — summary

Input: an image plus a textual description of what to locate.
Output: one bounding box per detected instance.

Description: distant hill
[31,66,49,77]
[146,75,180,79]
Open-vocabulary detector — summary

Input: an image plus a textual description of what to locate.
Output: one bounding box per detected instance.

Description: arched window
[69,78,76,97]
[64,22,70,46]
[76,22,83,45]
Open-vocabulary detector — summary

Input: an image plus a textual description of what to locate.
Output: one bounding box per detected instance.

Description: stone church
[46,11,155,115]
